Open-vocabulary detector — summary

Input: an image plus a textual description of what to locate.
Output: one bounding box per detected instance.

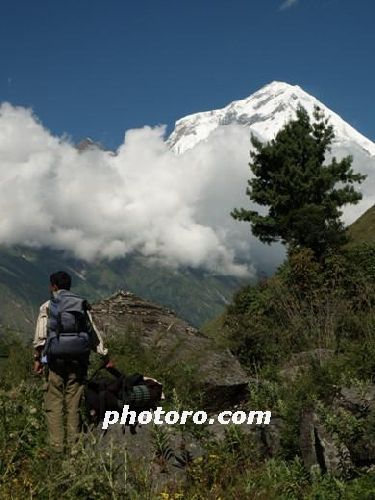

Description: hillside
[1,250,374,498]
[348,204,375,245]
[0,245,246,334]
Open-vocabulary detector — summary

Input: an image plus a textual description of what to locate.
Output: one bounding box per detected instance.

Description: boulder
[333,385,375,466]
[92,290,248,410]
[334,385,375,417]
[299,409,352,477]
[300,384,375,476]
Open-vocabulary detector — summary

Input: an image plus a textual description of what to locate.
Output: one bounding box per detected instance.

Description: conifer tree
[232,106,366,258]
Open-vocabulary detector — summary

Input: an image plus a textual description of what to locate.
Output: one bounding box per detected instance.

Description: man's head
[49,271,72,292]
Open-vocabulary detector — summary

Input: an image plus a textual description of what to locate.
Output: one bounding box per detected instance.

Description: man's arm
[33,301,49,374]
[86,309,113,367]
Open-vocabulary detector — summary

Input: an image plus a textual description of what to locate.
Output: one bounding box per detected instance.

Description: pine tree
[232,106,366,259]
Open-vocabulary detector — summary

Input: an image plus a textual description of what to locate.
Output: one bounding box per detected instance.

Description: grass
[0,243,375,498]
[0,324,374,498]
[347,204,375,246]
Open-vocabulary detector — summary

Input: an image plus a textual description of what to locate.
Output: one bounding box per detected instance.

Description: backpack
[44,290,92,363]
[85,367,163,433]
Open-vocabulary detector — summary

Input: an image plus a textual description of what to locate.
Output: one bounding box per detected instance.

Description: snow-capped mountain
[168,81,375,157]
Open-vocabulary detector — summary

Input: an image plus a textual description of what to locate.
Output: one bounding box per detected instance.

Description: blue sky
[1,0,374,149]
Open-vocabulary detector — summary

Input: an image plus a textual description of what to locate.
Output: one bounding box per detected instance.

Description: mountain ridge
[167,81,375,156]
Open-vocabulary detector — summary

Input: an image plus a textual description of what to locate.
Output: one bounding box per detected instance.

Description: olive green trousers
[44,361,86,452]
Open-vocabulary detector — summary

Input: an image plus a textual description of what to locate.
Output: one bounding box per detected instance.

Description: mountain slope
[0,246,245,334]
[348,204,375,245]
[168,81,375,156]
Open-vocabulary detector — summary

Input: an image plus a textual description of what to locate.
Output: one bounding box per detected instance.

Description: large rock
[333,385,375,466]
[334,385,375,417]
[300,384,375,476]
[92,290,248,410]
[300,409,352,477]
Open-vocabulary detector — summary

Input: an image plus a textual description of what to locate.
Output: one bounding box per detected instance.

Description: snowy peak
[168,81,375,157]
[76,137,108,152]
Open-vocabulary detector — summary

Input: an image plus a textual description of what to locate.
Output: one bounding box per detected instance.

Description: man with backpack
[33,271,113,453]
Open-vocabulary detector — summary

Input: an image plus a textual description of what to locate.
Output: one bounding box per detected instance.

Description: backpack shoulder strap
[47,297,60,334]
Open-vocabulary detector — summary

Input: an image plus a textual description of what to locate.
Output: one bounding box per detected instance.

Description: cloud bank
[0,103,255,276]
[0,103,373,277]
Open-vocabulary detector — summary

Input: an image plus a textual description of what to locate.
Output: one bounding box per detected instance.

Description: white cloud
[0,103,257,276]
[0,102,373,278]
[279,0,299,10]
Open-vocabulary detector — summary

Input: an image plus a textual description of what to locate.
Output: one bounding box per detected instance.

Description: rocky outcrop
[333,385,375,467]
[91,290,248,410]
[300,384,375,476]
[300,409,352,477]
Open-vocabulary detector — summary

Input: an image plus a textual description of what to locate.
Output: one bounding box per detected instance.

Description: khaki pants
[44,361,87,452]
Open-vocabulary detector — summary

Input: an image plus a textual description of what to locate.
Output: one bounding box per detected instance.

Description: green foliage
[184,452,375,499]
[246,457,310,499]
[316,401,363,444]
[225,245,375,367]
[0,332,32,389]
[223,238,375,478]
[232,106,366,258]
[200,313,234,350]
[1,242,375,497]
[103,329,203,409]
[0,326,374,498]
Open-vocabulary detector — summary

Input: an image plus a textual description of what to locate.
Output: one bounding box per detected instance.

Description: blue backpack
[44,290,92,363]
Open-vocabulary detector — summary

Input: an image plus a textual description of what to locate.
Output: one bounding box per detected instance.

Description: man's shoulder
[39,300,50,313]
[58,290,91,310]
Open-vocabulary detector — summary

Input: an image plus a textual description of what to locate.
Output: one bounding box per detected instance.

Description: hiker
[33,271,113,452]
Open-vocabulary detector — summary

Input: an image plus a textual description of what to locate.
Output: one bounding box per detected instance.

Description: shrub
[225,245,375,369]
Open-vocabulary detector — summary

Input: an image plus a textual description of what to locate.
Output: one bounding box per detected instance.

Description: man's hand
[33,360,44,375]
[104,359,115,369]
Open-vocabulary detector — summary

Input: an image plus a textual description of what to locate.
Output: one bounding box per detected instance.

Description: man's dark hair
[50,271,72,290]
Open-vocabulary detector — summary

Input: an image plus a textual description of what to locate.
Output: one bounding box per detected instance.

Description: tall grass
[0,245,374,498]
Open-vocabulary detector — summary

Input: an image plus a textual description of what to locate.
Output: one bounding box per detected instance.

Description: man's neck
[52,288,69,298]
